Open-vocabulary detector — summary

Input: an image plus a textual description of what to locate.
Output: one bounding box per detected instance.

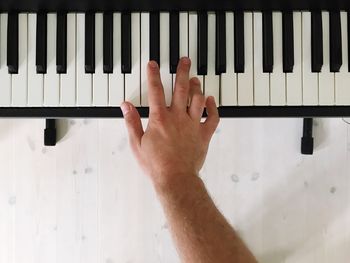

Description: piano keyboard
[1,11,350,110]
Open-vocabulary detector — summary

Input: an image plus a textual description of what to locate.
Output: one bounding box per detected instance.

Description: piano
[0,0,350,118]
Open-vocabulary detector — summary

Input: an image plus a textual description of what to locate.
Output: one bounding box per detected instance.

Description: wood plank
[0,120,14,263]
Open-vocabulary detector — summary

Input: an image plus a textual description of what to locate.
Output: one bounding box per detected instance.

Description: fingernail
[182,57,191,65]
[121,103,131,115]
[149,61,158,69]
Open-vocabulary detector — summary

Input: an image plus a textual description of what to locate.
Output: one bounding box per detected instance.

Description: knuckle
[192,106,204,118]
[151,108,166,122]
[191,94,205,106]
[176,84,188,94]
[176,83,186,90]
[150,80,162,89]
[129,117,139,127]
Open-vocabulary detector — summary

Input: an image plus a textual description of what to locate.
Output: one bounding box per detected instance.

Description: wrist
[153,172,202,198]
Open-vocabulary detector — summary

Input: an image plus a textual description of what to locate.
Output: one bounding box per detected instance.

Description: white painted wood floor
[0,118,350,263]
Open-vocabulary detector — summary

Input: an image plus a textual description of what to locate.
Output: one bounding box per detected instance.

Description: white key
[44,14,60,106]
[237,12,254,106]
[286,12,302,105]
[61,13,76,106]
[189,13,204,91]
[179,12,188,58]
[253,12,269,106]
[27,14,43,106]
[0,14,12,106]
[270,12,286,105]
[125,13,141,106]
[109,13,124,106]
[319,12,335,105]
[12,14,28,106]
[93,13,108,106]
[221,12,237,106]
[205,13,219,103]
[77,14,92,106]
[140,13,150,106]
[335,12,350,105]
[160,12,173,106]
[302,12,318,105]
[173,12,189,89]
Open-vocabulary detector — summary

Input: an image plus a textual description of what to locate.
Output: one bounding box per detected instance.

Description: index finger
[147,61,166,112]
[171,57,191,111]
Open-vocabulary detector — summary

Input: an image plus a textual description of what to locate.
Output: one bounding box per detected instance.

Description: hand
[121,57,220,187]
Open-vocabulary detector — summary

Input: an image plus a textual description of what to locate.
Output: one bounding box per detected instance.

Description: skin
[121,57,257,263]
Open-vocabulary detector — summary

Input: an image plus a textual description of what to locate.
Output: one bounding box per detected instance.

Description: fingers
[171,57,191,111]
[201,96,220,142]
[147,61,166,114]
[188,77,205,122]
[121,102,144,155]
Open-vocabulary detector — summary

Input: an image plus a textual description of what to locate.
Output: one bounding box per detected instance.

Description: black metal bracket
[44,119,57,146]
[301,118,314,155]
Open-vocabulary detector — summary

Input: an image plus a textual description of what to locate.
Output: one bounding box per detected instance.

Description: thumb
[201,96,220,142]
[121,102,144,153]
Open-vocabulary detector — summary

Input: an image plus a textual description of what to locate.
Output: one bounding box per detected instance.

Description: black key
[103,12,113,73]
[197,12,208,75]
[263,11,273,73]
[330,12,342,72]
[282,12,294,73]
[216,11,226,75]
[169,11,179,74]
[311,11,323,72]
[85,13,95,74]
[234,11,244,73]
[121,12,131,74]
[150,12,160,66]
[7,13,18,74]
[57,13,67,74]
[36,13,47,74]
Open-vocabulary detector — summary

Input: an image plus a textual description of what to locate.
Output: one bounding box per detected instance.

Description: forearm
[154,174,257,263]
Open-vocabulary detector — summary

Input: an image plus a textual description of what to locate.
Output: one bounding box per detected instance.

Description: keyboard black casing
[0,107,347,118]
[1,0,350,12]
